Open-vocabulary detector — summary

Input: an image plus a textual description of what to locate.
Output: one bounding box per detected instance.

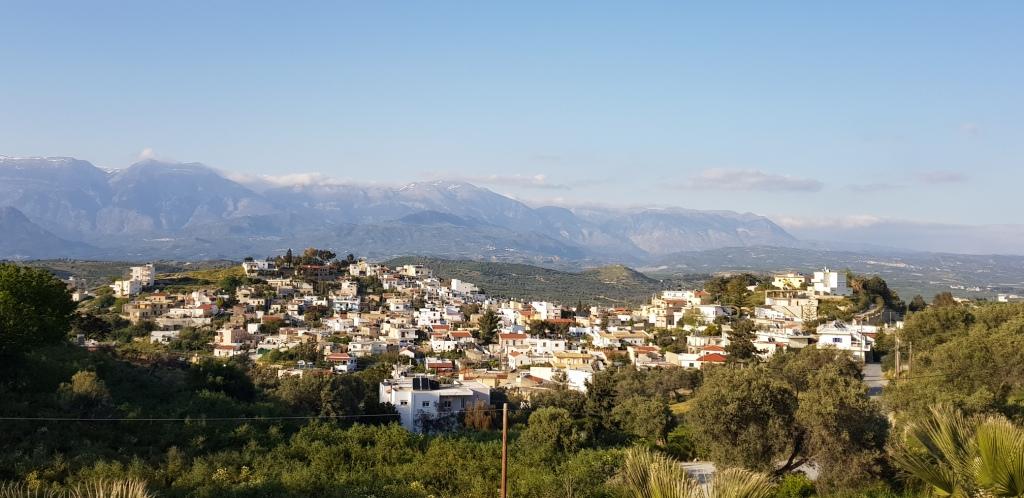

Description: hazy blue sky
[2,2,1022,231]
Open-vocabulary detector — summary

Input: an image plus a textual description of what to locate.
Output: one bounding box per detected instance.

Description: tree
[58,370,113,416]
[884,303,1024,419]
[219,274,245,294]
[514,407,585,465]
[933,291,958,307]
[168,327,214,352]
[462,400,493,431]
[794,366,888,492]
[725,318,759,363]
[908,294,928,312]
[0,263,76,357]
[71,312,113,340]
[688,367,799,472]
[611,396,673,444]
[619,446,776,498]
[475,309,500,345]
[187,359,256,402]
[690,347,886,487]
[696,344,888,487]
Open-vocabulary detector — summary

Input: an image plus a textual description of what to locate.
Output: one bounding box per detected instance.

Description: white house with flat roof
[379,375,491,432]
[816,320,875,361]
[811,268,851,297]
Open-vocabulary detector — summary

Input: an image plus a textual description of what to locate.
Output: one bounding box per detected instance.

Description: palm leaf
[620,446,775,498]
[893,404,977,496]
[975,418,1024,497]
[706,468,776,498]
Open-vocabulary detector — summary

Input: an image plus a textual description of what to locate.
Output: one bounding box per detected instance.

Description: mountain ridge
[0,155,799,261]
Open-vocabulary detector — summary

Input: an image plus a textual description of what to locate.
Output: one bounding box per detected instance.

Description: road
[862,362,887,398]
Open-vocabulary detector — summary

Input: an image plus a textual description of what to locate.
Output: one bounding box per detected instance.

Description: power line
[0,407,531,423]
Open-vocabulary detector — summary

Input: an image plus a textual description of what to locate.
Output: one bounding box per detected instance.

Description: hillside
[386,256,696,304]
[645,246,1024,301]
[15,259,238,290]
[0,207,97,259]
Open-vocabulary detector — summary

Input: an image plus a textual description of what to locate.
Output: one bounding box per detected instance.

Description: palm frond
[706,468,776,498]
[893,404,977,496]
[975,417,1024,497]
[620,446,775,498]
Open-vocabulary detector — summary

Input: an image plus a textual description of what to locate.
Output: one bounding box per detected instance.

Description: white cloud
[777,215,1024,255]
[137,147,161,161]
[678,168,823,192]
[775,214,885,230]
[220,170,353,190]
[426,172,573,190]
[915,169,968,184]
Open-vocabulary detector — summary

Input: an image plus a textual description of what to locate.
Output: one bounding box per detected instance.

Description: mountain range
[0,156,799,262]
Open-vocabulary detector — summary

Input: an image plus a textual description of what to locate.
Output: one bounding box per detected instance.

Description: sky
[2,2,1023,249]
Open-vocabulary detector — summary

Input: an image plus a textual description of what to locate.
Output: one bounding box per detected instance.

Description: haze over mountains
[0,156,800,262]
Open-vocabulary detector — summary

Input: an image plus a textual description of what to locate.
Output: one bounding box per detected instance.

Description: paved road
[862,362,887,397]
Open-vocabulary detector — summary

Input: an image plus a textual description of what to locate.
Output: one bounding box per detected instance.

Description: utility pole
[894,333,901,382]
[908,341,913,376]
[501,402,509,498]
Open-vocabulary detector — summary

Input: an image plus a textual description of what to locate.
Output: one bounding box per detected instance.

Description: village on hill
[71,248,896,433]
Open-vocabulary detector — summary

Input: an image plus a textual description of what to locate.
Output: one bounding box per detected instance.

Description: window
[400,400,408,406]
[422,401,430,407]
[442,400,452,408]
[832,337,842,343]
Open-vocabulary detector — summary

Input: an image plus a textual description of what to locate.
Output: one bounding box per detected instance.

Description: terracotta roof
[499,333,528,340]
[698,353,727,363]
[701,345,726,352]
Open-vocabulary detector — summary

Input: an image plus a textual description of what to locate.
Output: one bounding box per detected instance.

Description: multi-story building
[811,268,852,297]
[130,264,156,287]
[379,375,490,432]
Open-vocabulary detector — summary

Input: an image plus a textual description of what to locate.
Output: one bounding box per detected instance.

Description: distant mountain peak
[0,153,803,260]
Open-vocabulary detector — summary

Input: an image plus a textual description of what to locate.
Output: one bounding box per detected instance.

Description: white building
[696,304,728,320]
[450,279,480,295]
[400,265,433,278]
[111,279,142,298]
[811,268,852,297]
[815,320,876,361]
[771,273,808,290]
[379,376,491,432]
[530,301,562,321]
[349,340,388,357]
[150,330,180,344]
[130,264,156,287]
[241,259,277,277]
[326,352,357,373]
